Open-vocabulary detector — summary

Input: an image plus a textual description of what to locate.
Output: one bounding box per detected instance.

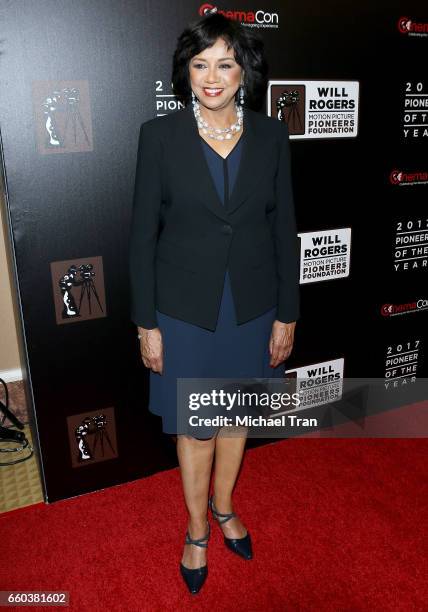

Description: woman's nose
[205,67,220,83]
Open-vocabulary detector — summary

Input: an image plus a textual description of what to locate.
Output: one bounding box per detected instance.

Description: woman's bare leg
[212,428,248,539]
[177,434,216,568]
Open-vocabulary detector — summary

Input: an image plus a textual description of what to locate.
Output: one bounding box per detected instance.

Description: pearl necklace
[192,99,243,141]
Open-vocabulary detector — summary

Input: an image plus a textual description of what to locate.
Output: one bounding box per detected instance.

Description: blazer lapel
[177,103,269,221]
[227,108,261,215]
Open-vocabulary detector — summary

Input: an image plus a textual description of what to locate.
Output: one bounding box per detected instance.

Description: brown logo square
[67,406,118,467]
[32,80,93,154]
[50,255,107,324]
[269,84,306,135]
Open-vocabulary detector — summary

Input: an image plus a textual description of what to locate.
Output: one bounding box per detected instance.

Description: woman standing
[129,12,300,594]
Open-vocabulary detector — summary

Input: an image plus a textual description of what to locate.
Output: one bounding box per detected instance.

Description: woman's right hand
[138,327,163,374]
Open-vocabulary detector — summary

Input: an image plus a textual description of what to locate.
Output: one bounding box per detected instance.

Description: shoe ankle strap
[185,521,210,547]
[209,496,236,524]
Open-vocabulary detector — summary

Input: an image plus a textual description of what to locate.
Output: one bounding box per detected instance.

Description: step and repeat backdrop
[0,1,426,501]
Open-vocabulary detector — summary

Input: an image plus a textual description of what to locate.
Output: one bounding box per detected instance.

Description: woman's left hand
[269,320,296,367]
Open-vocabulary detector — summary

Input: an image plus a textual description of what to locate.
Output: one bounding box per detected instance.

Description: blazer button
[221,224,233,235]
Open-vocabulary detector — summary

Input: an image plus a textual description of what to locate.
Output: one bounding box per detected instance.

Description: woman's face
[189,37,243,111]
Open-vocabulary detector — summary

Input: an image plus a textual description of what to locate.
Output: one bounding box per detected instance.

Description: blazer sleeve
[273,123,301,323]
[128,121,162,329]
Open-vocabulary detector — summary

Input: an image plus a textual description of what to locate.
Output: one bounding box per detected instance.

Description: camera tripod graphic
[75,414,116,463]
[42,87,90,148]
[59,263,104,319]
[276,89,304,132]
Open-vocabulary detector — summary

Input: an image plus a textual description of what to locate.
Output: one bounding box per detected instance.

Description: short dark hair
[171,12,269,111]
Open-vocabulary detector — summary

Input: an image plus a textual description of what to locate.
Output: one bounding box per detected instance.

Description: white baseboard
[0,368,23,382]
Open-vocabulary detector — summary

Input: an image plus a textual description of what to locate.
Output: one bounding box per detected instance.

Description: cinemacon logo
[381,300,428,316]
[389,169,428,185]
[199,3,279,25]
[397,16,428,34]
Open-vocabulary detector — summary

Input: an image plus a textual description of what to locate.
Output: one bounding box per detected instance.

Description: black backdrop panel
[0,1,426,501]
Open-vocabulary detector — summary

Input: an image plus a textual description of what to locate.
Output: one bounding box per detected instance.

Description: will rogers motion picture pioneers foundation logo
[397,16,428,37]
[199,4,279,28]
[389,169,428,186]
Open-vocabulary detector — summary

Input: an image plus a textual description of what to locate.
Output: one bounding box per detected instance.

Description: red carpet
[2,438,427,611]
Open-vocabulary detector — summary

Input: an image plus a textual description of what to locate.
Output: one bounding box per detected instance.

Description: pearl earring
[191,90,196,106]
[239,85,245,106]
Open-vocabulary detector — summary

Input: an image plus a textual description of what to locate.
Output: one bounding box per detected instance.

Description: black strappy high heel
[208,495,252,560]
[179,520,211,594]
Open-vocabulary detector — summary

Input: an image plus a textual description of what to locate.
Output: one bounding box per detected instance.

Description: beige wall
[0,175,22,377]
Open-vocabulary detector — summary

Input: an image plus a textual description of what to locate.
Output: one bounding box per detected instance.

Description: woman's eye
[192,63,233,69]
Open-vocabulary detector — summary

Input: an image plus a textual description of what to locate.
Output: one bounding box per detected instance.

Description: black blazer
[129,103,300,331]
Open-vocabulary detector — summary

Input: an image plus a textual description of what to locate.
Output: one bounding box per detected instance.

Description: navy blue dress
[148,135,284,434]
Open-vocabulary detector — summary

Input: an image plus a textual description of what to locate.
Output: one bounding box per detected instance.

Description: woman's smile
[202,87,224,97]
